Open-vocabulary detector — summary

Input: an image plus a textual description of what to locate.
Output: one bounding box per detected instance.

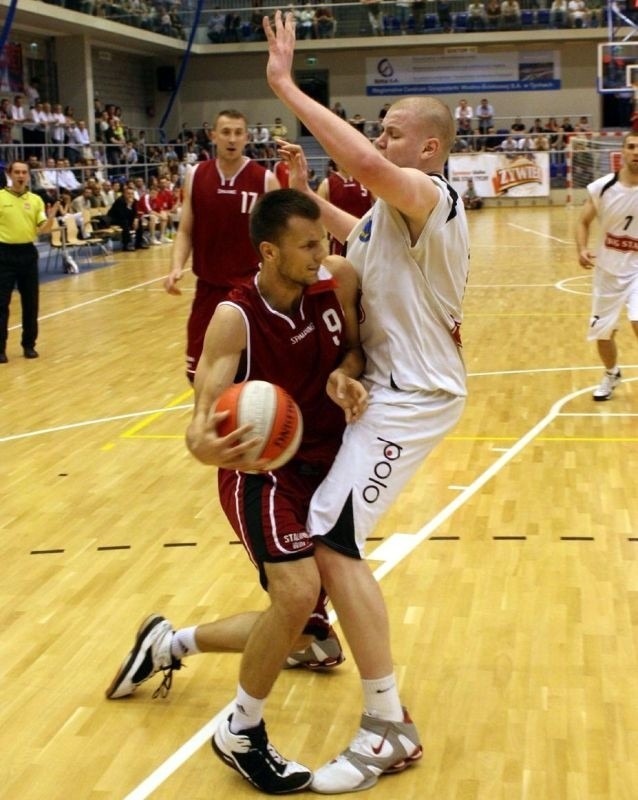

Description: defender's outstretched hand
[327,371,368,424]
[264,11,296,91]
[274,138,311,194]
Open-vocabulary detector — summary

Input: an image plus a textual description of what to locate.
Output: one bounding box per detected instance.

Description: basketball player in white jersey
[265,11,469,794]
[576,131,638,401]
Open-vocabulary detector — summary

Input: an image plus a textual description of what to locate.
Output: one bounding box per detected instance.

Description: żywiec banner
[448,152,551,197]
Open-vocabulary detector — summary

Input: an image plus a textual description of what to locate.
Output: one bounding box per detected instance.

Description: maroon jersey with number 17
[190,158,270,289]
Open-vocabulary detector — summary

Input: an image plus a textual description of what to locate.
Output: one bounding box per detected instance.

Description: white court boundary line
[122,378,637,800]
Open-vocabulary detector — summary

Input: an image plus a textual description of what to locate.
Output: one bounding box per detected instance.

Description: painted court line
[507,222,571,244]
[0,404,192,444]
[124,381,634,799]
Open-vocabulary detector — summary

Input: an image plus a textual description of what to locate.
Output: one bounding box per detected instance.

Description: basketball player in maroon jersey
[164,109,280,382]
[107,190,367,794]
[317,161,373,255]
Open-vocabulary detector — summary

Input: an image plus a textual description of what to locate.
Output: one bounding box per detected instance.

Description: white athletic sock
[170,626,201,659]
[362,674,404,722]
[229,685,265,733]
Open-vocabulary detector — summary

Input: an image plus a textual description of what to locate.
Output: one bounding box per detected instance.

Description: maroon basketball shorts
[186,281,229,380]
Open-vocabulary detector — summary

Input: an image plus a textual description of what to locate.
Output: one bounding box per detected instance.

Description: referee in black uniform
[0,160,58,363]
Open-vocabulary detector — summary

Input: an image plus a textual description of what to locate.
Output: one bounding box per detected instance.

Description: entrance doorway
[294,70,329,136]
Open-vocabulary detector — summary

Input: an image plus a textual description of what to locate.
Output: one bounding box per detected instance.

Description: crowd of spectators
[36,0,623,39]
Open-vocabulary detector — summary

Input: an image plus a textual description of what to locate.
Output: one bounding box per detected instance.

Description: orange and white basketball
[215,380,303,470]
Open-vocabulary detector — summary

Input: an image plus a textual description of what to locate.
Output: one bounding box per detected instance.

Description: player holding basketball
[107,189,367,794]
[165,109,280,382]
[265,10,469,793]
[576,131,638,401]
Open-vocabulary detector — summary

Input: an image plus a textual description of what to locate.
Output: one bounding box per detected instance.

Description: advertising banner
[366,50,560,95]
[448,152,551,197]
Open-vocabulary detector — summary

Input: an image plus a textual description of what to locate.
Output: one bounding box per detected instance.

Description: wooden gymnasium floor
[1,205,637,800]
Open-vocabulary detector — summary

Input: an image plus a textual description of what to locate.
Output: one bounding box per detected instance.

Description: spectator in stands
[24,101,47,158]
[49,103,67,158]
[10,95,26,151]
[34,157,58,196]
[315,5,336,37]
[499,134,518,153]
[534,134,550,151]
[293,0,317,39]
[207,8,225,42]
[517,133,537,151]
[500,0,521,28]
[528,117,544,134]
[122,140,139,166]
[378,102,391,122]
[249,0,266,40]
[456,118,475,150]
[485,0,501,26]
[0,99,12,151]
[107,185,148,251]
[395,0,414,32]
[24,77,41,107]
[105,117,126,165]
[195,122,213,155]
[332,102,347,120]
[361,0,383,35]
[100,180,115,207]
[412,0,426,29]
[567,0,588,26]
[454,99,473,126]
[437,0,453,30]
[575,115,591,132]
[348,113,367,135]
[467,0,488,29]
[549,0,568,26]
[55,158,81,192]
[476,98,494,135]
[561,117,575,133]
[270,117,288,139]
[251,121,272,161]
[482,126,503,151]
[68,120,93,163]
[462,178,483,210]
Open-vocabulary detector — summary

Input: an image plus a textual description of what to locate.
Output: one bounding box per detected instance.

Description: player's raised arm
[264,11,440,229]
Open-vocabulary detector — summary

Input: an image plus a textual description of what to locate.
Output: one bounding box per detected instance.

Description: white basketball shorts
[588,267,638,341]
[307,384,466,558]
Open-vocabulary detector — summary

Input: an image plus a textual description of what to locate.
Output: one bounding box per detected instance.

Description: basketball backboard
[597,42,638,93]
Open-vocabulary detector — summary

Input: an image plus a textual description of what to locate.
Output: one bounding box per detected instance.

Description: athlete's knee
[265,558,321,624]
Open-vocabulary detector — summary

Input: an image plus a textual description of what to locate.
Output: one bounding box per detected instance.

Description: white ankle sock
[362,674,404,721]
[170,626,200,659]
[230,685,265,733]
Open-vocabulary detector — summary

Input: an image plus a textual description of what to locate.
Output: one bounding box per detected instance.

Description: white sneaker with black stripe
[212,716,313,794]
[105,614,181,699]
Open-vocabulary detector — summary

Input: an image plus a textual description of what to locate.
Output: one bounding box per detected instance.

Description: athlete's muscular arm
[165,169,194,294]
[265,11,439,233]
[323,255,368,423]
[278,140,359,246]
[186,305,265,469]
[576,196,597,269]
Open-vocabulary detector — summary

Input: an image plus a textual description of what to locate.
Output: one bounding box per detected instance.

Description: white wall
[177,39,604,137]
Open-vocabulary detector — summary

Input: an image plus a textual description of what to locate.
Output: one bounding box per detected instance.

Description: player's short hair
[623,130,638,145]
[214,109,248,128]
[250,188,321,249]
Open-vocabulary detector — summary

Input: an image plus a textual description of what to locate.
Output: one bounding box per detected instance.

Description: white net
[569,135,624,191]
